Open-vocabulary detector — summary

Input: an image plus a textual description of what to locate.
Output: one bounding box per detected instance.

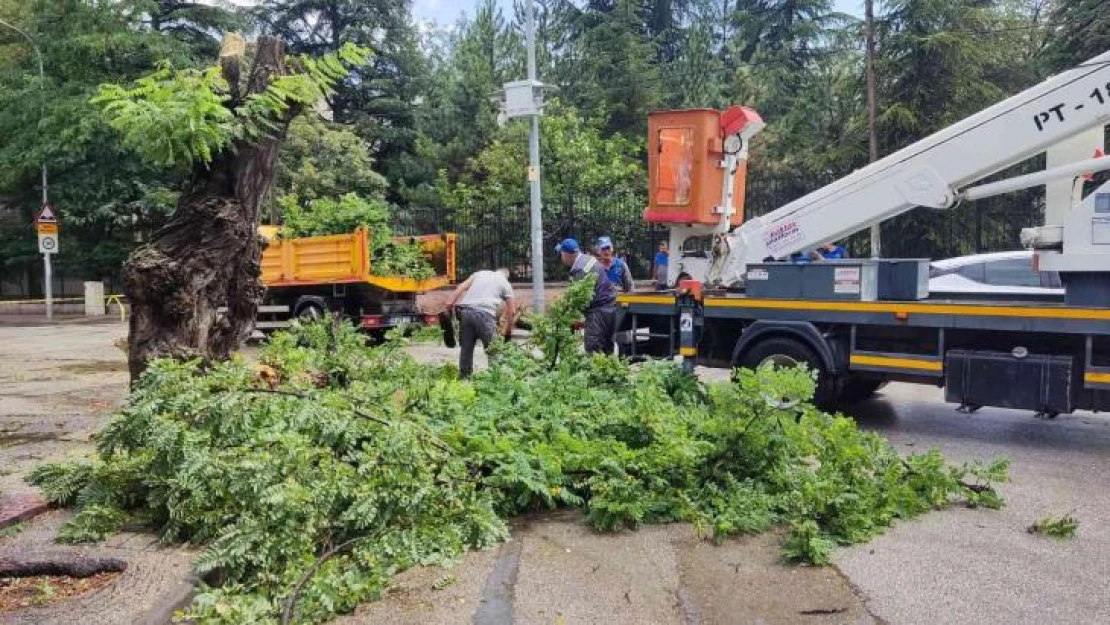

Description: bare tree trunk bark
[123,36,297,383]
[865,0,881,258]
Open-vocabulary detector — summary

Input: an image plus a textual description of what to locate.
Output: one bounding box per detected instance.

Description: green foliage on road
[29,284,1006,623]
[1028,513,1080,539]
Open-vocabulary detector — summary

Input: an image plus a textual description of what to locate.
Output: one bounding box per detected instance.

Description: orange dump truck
[257,226,456,334]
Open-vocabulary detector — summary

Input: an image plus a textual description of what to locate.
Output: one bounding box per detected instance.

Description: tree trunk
[123,35,297,383]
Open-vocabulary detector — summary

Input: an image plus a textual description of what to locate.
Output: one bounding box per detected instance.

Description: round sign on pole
[38,232,58,254]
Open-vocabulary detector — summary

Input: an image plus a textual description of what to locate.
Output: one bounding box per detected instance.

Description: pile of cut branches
[28,280,1007,623]
[278,193,435,280]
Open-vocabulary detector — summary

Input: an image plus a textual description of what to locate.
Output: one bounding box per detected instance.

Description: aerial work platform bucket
[644,106,763,227]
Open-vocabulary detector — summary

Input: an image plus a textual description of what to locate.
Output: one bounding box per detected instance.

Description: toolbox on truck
[744,259,929,302]
[745,261,879,301]
[945,349,1075,415]
[877,259,930,301]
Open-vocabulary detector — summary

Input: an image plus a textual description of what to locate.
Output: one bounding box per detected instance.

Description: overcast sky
[412,0,865,27]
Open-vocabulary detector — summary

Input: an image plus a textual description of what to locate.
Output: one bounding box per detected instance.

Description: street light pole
[525,0,545,314]
[0,18,51,319]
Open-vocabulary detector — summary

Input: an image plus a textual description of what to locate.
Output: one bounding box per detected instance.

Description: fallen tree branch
[279,534,376,625]
[0,555,126,579]
[234,387,455,455]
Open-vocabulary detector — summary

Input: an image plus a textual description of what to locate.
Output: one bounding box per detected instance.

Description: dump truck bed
[260,227,456,293]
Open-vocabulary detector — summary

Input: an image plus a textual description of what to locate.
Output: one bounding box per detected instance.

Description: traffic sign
[36,222,58,235]
[38,233,58,254]
[35,203,58,224]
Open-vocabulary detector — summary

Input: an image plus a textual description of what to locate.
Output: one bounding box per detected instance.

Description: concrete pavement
[339,514,873,625]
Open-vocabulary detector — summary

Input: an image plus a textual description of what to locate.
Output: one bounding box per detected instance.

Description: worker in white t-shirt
[444,268,516,378]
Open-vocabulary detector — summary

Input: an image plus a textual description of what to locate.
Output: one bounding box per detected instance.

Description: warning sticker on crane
[833,267,861,294]
[763,220,803,255]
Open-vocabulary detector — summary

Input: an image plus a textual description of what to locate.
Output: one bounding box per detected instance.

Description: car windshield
[982,258,1040,287]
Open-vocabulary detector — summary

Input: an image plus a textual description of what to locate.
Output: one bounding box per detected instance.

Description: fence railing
[0,172,1052,295]
[397,193,668,281]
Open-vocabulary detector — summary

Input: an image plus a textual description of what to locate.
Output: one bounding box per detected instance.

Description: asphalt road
[835,384,1110,625]
[2,323,1109,624]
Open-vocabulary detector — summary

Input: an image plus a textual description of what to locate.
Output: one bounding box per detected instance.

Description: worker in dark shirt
[555,238,618,354]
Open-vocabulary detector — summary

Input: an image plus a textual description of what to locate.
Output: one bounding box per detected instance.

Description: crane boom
[705,51,1110,288]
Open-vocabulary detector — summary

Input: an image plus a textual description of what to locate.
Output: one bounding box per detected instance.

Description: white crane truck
[618,51,1110,414]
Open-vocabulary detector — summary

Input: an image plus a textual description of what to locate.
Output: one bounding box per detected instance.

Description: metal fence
[399,172,1049,284]
[396,192,668,282]
[0,171,1053,299]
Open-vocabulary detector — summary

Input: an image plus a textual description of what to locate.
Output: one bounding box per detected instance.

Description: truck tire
[295,300,326,321]
[738,336,839,409]
[840,378,887,404]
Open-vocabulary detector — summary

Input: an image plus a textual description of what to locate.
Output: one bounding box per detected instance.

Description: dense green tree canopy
[0,0,236,282]
[0,0,1102,288]
[440,100,644,226]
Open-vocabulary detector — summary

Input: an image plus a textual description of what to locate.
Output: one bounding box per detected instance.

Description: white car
[928,250,1064,299]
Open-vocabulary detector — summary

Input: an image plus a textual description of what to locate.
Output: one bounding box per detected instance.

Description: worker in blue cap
[555,237,618,354]
[596,236,633,293]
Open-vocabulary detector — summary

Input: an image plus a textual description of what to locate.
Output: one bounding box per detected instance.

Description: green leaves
[440,100,645,230]
[27,299,1008,623]
[92,65,234,168]
[91,43,370,169]
[1028,514,1079,539]
[528,275,596,368]
[277,193,436,280]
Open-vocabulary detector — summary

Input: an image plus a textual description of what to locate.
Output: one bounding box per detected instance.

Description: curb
[136,573,199,625]
[0,494,51,530]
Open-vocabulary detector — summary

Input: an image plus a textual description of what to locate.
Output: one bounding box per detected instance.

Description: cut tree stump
[123,34,301,384]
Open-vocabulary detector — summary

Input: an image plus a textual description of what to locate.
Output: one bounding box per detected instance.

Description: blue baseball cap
[597,236,613,250]
[555,238,580,254]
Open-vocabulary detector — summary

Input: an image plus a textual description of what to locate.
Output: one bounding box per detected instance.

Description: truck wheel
[840,378,887,404]
[739,337,839,409]
[296,301,326,321]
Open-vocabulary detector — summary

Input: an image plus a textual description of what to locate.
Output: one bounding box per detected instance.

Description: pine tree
[256,0,429,202]
[1044,0,1110,71]
[558,0,663,136]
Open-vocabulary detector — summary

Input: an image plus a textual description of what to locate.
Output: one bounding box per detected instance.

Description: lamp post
[493,3,548,314]
[525,0,543,314]
[0,18,51,319]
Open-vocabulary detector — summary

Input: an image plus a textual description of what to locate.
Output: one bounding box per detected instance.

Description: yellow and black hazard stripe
[849,353,943,377]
